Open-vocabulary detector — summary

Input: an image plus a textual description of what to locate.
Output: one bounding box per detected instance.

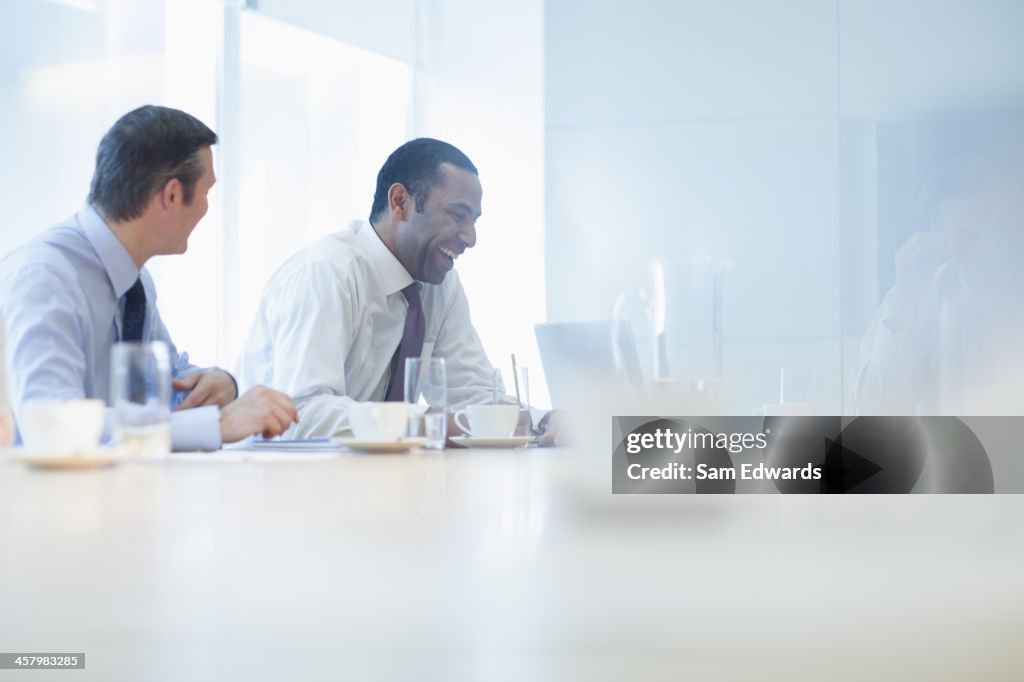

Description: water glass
[110,341,172,457]
[405,358,447,449]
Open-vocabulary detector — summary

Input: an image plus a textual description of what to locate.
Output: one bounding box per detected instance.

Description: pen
[511,353,522,406]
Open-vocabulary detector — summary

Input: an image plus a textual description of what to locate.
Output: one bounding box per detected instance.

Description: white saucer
[449,436,534,449]
[1,447,124,470]
[334,437,427,454]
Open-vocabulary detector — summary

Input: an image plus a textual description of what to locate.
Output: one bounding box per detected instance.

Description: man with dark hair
[369,138,478,221]
[0,105,298,449]
[237,138,503,437]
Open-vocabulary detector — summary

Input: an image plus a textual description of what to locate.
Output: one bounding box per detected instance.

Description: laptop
[534,319,645,406]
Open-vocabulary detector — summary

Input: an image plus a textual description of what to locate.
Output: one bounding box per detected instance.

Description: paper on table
[244,437,345,451]
[168,450,340,463]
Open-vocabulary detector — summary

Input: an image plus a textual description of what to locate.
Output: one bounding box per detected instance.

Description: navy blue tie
[122,278,146,342]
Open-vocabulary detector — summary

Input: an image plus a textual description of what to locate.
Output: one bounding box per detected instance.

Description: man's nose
[459,222,477,249]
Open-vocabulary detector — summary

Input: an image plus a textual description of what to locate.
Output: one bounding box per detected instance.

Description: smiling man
[0,105,298,449]
[237,138,500,437]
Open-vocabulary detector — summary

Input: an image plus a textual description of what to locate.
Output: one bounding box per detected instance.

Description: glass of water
[404,357,447,449]
[110,341,172,457]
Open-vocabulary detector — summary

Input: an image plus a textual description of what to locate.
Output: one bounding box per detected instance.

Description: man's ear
[388,183,411,221]
[158,178,183,211]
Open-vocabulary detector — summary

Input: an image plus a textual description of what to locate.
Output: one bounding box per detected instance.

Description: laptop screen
[534,319,644,406]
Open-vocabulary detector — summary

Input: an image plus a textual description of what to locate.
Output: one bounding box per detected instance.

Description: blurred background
[1,0,1022,414]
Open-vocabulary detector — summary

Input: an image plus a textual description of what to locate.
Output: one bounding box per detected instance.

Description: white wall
[545,0,1024,414]
[546,0,841,412]
[256,0,418,66]
[0,0,165,258]
[839,0,1024,117]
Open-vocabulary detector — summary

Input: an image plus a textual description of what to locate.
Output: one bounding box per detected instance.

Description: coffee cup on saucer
[453,404,520,438]
[19,399,105,452]
[348,402,409,440]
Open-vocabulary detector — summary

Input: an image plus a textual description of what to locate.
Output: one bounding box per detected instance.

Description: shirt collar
[354,220,414,296]
[79,204,140,298]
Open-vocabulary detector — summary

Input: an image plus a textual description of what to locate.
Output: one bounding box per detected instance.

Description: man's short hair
[88,105,218,223]
[369,138,478,223]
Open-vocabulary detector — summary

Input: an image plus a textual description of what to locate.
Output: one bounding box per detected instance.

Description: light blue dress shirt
[0,205,221,450]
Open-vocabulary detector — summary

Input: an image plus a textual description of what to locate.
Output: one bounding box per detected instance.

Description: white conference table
[0,445,1022,681]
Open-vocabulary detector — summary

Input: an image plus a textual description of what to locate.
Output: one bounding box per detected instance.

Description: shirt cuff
[224,370,240,400]
[171,405,222,452]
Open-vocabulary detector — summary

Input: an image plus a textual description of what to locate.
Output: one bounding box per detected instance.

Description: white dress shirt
[237,220,498,437]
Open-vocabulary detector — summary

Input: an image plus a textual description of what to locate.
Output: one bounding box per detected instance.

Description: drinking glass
[110,341,172,457]
[404,358,447,449]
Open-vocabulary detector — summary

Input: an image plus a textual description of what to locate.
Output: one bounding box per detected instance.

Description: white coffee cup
[454,404,520,438]
[348,402,409,440]
[19,399,105,452]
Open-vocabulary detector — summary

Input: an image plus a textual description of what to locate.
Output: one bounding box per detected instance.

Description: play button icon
[766,417,928,493]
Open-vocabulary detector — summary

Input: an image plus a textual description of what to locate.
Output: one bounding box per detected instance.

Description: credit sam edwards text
[626,461,822,481]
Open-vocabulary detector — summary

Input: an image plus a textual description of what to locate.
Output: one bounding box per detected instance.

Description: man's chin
[421,259,452,285]
[157,243,189,257]
[422,271,447,285]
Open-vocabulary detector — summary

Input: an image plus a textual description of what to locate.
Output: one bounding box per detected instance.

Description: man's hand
[219,385,299,443]
[537,410,566,446]
[173,370,238,410]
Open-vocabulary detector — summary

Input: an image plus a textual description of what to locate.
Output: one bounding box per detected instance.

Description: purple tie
[385,283,425,401]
